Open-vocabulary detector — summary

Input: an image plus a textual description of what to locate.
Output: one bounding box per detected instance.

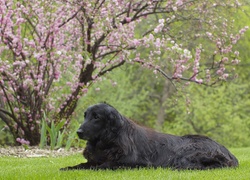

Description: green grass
[0,147,249,180]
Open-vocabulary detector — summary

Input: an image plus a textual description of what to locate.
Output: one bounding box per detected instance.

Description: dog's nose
[77,129,83,137]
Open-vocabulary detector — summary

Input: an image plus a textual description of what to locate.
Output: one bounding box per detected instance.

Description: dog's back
[127,125,238,170]
[148,133,238,169]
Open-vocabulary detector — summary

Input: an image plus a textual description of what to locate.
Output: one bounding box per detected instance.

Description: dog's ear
[108,108,124,132]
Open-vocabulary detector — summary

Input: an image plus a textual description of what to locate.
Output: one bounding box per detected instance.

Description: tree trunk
[156,80,174,131]
[57,63,94,120]
[24,128,41,146]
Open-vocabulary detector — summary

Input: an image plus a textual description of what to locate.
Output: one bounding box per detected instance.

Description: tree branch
[58,7,82,28]
[0,83,18,123]
[98,60,126,77]
[0,108,15,119]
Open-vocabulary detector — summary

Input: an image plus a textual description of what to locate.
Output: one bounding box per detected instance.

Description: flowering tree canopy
[0,0,248,145]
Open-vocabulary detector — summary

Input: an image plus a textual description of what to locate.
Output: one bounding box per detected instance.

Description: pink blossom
[196,79,203,84]
[13,108,20,114]
[239,26,249,34]
[172,7,177,11]
[82,88,88,93]
[158,19,165,24]
[222,57,229,62]
[234,51,239,56]
[222,74,229,79]
[54,71,60,79]
[148,34,155,41]
[176,0,184,6]
[125,17,131,23]
[132,39,140,46]
[216,41,222,48]
[154,19,165,33]
[206,32,212,37]
[154,38,161,48]
[192,47,201,80]
[231,59,240,65]
[216,69,223,76]
[16,138,30,145]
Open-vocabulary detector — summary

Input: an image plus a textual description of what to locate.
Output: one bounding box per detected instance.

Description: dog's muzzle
[77,129,84,139]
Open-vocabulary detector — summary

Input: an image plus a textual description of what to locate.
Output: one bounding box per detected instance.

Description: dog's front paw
[60,166,72,171]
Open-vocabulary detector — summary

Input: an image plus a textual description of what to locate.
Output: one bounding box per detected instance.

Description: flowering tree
[0,0,248,145]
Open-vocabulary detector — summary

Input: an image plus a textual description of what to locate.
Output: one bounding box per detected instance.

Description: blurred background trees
[0,0,249,147]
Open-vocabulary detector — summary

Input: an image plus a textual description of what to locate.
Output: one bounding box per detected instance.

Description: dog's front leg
[60,162,97,170]
[96,161,123,170]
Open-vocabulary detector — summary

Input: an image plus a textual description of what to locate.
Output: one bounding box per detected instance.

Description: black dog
[61,103,238,170]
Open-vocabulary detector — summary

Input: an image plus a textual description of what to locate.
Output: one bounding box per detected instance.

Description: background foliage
[0,0,250,148]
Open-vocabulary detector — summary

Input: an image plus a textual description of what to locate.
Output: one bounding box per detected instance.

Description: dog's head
[77,103,124,141]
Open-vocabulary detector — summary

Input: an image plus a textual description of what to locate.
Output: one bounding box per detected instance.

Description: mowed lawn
[0,147,249,180]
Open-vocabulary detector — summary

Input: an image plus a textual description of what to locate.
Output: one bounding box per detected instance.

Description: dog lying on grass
[61,103,238,170]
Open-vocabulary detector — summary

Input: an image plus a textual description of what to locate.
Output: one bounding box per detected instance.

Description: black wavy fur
[61,103,238,170]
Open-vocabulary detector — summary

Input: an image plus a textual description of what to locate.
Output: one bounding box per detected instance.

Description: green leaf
[39,117,47,149]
